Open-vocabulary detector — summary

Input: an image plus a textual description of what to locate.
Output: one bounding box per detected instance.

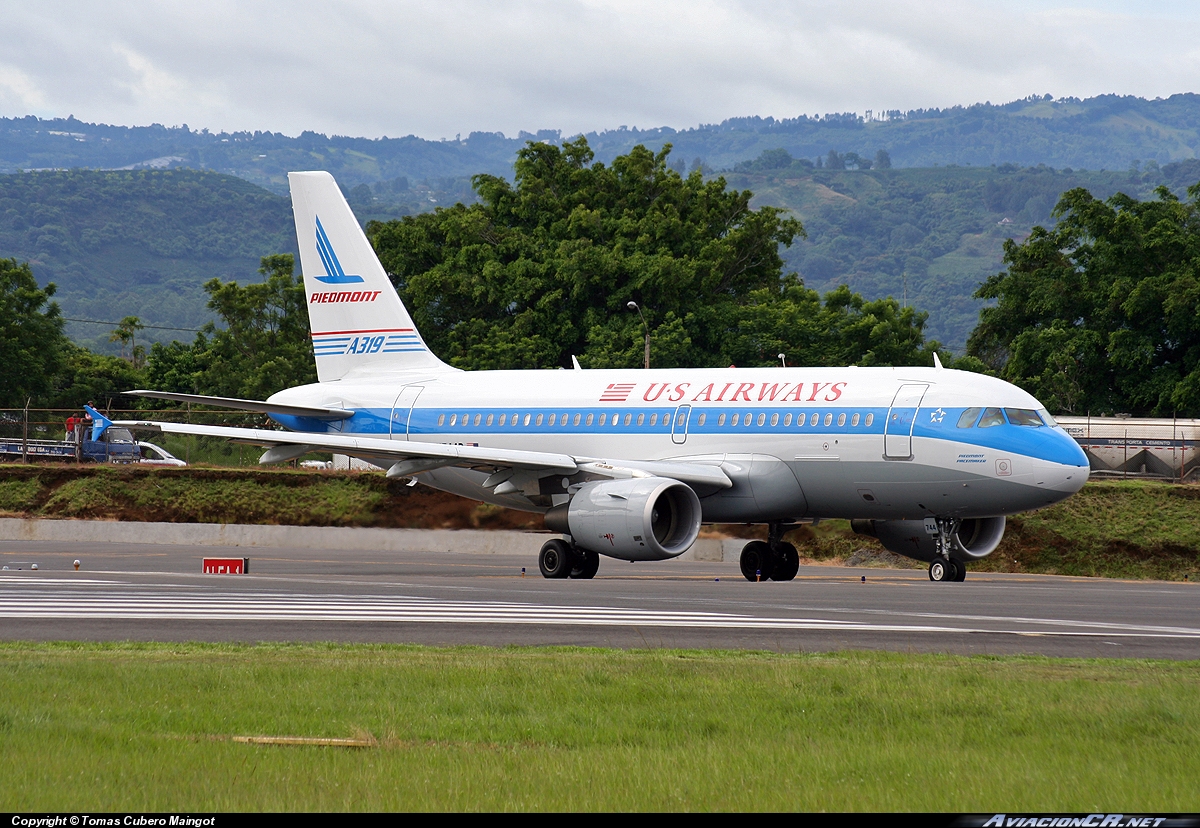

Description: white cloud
[1,1,1198,137]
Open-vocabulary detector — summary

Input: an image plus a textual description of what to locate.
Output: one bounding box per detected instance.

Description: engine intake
[544,477,702,561]
[850,516,1006,562]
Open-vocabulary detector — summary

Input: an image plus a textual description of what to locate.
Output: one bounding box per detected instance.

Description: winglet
[84,405,112,441]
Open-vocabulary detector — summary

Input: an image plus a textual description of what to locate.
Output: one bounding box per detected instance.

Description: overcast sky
[2,1,1199,140]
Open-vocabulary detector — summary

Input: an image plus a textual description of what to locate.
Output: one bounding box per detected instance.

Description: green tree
[43,343,146,410]
[145,254,315,399]
[109,315,146,368]
[968,183,1200,415]
[0,258,66,407]
[369,138,939,371]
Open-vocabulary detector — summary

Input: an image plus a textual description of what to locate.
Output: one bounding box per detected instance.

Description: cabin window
[486,414,494,426]
[719,413,727,426]
[957,407,982,428]
[757,413,766,426]
[473,414,482,427]
[548,413,556,426]
[587,413,595,426]
[536,413,544,426]
[573,413,581,426]
[449,414,457,426]
[730,413,739,426]
[510,413,518,425]
[978,408,1005,428]
[1006,408,1043,427]
[770,413,779,426]
[649,413,657,426]
[637,413,645,426]
[599,413,607,426]
[460,412,468,426]
[744,412,753,426]
[837,413,846,427]
[623,413,632,426]
[783,413,792,426]
[697,413,706,426]
[498,414,507,426]
[823,413,833,426]
[865,413,874,427]
[523,413,531,426]
[438,414,446,427]
[560,413,567,425]
[851,413,860,426]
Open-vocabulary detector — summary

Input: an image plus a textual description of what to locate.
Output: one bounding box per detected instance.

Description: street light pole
[627,301,650,369]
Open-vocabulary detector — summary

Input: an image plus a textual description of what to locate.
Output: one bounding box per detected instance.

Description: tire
[539,539,575,579]
[740,540,775,582]
[770,542,800,582]
[929,558,950,582]
[952,559,967,582]
[569,547,600,579]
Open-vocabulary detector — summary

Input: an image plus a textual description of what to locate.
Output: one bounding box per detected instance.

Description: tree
[875,149,892,169]
[145,254,315,399]
[109,315,146,368]
[0,258,66,407]
[968,183,1200,415]
[368,138,941,371]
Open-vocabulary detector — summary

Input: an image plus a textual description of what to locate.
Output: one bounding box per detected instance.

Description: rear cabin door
[390,385,424,438]
[884,384,928,460]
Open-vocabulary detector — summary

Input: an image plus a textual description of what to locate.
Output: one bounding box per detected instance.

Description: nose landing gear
[739,524,801,582]
[928,518,968,582]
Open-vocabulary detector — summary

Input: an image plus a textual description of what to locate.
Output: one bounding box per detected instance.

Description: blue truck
[0,406,139,463]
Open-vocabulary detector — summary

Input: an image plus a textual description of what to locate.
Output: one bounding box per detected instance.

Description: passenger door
[389,385,424,438]
[884,384,928,460]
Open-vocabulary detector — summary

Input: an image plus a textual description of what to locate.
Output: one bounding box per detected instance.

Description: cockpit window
[977,408,1006,428]
[1005,408,1043,427]
[1037,408,1057,427]
[956,407,982,428]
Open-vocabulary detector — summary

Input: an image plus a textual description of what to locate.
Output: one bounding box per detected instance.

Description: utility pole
[627,301,650,369]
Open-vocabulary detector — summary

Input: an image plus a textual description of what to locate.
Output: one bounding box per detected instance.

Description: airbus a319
[108,171,1090,582]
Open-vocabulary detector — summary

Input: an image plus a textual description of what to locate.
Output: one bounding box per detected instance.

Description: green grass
[0,642,1196,811]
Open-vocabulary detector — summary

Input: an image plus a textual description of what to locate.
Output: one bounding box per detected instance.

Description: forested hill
[4,94,1200,191]
[740,155,1200,350]
[0,169,294,346]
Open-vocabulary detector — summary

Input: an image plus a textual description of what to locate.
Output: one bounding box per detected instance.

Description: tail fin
[288,171,448,381]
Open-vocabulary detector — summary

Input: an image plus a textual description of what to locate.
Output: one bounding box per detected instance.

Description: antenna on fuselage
[778,353,786,367]
[933,352,944,370]
[571,355,582,370]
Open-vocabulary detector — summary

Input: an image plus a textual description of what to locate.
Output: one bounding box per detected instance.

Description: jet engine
[544,477,702,561]
[850,516,1006,562]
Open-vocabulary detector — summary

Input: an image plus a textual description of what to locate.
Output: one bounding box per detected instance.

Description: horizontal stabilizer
[123,390,353,421]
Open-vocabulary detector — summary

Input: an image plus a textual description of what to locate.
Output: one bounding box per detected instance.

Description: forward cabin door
[884,384,928,460]
[390,385,424,439]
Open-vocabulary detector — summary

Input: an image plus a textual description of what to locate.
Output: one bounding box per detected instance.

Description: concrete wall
[0,518,744,562]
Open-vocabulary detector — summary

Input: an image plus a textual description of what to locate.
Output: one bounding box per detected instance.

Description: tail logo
[313,216,365,284]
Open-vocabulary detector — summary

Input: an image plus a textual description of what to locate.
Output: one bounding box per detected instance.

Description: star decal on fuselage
[930,407,946,424]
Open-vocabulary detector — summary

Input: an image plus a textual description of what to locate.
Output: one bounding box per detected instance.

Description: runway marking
[2,584,1198,639]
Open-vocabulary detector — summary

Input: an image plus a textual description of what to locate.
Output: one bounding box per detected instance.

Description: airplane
[108,170,1091,583]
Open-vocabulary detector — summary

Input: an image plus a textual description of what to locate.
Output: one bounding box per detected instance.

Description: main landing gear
[739,523,800,582]
[928,518,968,582]
[539,538,599,580]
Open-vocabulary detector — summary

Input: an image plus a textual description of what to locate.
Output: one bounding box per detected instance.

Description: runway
[2,539,1198,658]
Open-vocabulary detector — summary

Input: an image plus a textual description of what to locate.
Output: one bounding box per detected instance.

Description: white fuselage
[268,363,1090,524]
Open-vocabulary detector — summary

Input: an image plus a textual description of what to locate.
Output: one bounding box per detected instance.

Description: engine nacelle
[544,477,702,561]
[850,516,1006,562]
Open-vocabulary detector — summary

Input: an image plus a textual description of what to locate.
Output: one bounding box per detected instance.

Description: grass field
[0,642,1197,811]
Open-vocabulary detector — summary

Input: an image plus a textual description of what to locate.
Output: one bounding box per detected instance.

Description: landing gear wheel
[952,559,967,582]
[569,547,600,580]
[929,557,951,582]
[740,540,776,582]
[539,539,575,579]
[770,542,800,582]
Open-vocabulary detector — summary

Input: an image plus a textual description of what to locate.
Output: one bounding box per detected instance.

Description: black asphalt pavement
[1,540,1197,659]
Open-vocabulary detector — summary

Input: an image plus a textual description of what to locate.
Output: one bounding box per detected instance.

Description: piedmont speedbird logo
[313,216,365,284]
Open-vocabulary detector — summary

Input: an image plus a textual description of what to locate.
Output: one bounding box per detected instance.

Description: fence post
[21,398,29,464]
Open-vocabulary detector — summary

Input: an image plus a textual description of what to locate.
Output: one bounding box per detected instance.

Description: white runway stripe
[2,585,1199,638]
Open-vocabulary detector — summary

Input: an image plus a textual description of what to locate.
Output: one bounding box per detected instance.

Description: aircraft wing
[112,419,731,490]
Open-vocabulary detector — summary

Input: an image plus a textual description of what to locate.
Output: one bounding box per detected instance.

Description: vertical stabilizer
[288,171,447,381]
